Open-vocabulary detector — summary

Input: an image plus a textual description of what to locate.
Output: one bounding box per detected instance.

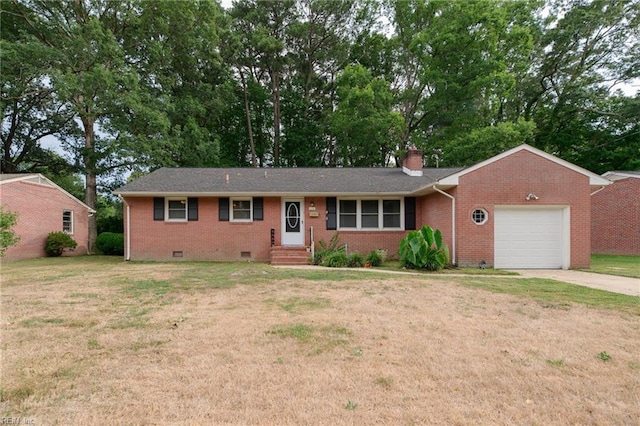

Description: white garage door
[494,207,568,269]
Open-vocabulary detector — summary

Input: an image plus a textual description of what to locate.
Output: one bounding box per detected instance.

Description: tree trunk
[240,69,258,167]
[81,114,97,254]
[271,70,281,166]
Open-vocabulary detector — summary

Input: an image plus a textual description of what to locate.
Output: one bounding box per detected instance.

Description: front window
[383,200,401,228]
[167,198,187,221]
[361,200,379,228]
[338,199,403,230]
[339,200,357,228]
[232,198,252,221]
[63,210,73,233]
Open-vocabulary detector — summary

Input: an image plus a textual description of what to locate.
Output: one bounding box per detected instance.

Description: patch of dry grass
[1,257,639,425]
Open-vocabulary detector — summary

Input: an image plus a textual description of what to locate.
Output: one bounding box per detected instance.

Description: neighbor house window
[63,210,73,233]
[338,199,403,230]
[472,208,488,225]
[166,198,187,221]
[232,198,252,221]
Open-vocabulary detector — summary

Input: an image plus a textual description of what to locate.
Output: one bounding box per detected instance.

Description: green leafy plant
[597,351,612,361]
[398,225,450,271]
[366,250,383,267]
[321,251,349,268]
[313,233,343,265]
[44,231,77,257]
[96,232,124,255]
[0,207,20,257]
[345,400,358,410]
[346,252,364,267]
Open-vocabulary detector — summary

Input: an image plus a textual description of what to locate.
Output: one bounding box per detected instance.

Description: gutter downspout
[119,196,131,261]
[432,185,456,265]
[590,185,606,196]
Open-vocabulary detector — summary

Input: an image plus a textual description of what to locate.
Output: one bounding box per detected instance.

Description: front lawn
[1,257,639,424]
[585,254,640,279]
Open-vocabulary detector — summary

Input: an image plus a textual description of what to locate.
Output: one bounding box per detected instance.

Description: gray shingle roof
[114,167,464,196]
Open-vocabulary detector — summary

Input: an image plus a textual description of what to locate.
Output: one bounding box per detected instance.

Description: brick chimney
[402,147,424,176]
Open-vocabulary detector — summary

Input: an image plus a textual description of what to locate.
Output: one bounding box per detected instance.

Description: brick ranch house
[591,171,640,255]
[0,174,94,260]
[114,144,611,269]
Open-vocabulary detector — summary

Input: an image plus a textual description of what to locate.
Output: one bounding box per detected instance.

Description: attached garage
[494,207,570,269]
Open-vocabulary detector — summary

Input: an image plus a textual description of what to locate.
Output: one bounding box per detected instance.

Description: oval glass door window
[286,202,300,232]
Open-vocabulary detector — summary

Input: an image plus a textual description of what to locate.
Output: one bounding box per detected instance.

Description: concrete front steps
[270,246,312,266]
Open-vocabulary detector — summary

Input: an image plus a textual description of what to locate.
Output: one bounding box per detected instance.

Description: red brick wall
[421,188,457,261]
[591,178,640,255]
[454,150,592,268]
[124,197,281,261]
[1,181,90,260]
[124,196,414,262]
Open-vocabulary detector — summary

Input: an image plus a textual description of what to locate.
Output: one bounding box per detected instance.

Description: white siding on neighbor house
[494,207,569,269]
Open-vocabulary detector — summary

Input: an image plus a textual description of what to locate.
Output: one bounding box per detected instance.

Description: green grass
[454,277,640,315]
[546,359,565,367]
[268,323,351,355]
[272,297,332,313]
[584,254,640,279]
[378,260,518,275]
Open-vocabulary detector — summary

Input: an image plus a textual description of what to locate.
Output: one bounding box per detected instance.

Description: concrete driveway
[517,270,640,297]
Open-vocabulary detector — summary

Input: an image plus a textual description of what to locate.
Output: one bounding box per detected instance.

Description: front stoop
[270,246,311,266]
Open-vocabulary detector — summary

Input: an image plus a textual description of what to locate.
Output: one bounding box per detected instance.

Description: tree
[0,1,77,173]
[388,0,537,163]
[10,0,168,251]
[523,0,640,168]
[129,0,230,168]
[0,207,20,257]
[330,64,404,166]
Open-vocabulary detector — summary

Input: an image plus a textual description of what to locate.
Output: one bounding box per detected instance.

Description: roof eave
[115,190,417,198]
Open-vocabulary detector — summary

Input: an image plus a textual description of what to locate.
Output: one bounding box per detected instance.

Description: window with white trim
[383,200,401,228]
[338,199,403,230]
[472,208,488,225]
[361,200,379,228]
[339,200,357,228]
[166,198,187,221]
[63,210,73,233]
[232,198,252,221]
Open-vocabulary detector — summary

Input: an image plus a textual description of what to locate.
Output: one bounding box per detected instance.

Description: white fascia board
[602,171,640,181]
[437,144,612,186]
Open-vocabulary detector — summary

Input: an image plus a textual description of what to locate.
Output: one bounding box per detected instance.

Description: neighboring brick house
[114,144,610,269]
[591,171,640,255]
[0,174,93,260]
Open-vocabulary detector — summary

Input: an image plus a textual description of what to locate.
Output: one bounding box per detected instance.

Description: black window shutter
[253,197,264,221]
[153,197,164,221]
[405,197,416,230]
[326,197,337,230]
[219,197,229,221]
[188,198,198,221]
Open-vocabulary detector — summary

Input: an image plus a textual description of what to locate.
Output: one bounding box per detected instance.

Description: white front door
[282,199,304,246]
